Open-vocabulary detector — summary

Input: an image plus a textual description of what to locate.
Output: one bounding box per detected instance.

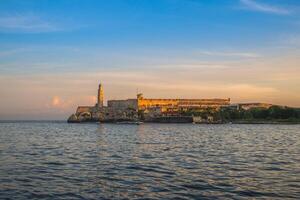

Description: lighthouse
[97,83,104,107]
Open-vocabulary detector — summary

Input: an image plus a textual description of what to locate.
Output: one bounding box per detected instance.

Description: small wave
[42,161,66,166]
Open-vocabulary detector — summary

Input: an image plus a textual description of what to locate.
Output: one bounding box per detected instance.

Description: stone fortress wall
[105,93,230,112]
[137,94,230,110]
[107,99,138,110]
[76,106,93,114]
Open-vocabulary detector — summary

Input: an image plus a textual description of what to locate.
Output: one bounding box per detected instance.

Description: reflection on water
[0,122,300,199]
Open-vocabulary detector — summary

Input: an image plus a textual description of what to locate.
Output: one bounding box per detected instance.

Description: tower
[97,83,104,107]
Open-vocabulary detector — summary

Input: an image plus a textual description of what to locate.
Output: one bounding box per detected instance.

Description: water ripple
[0,123,299,199]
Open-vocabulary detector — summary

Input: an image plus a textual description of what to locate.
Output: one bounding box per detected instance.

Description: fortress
[67,83,271,123]
[68,83,230,122]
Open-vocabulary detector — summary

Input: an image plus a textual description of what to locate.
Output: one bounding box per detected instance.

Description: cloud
[0,48,24,57]
[46,95,97,110]
[0,14,60,33]
[198,50,260,58]
[281,35,300,47]
[48,96,72,109]
[0,57,299,120]
[0,45,299,120]
[240,0,290,15]
[51,96,61,107]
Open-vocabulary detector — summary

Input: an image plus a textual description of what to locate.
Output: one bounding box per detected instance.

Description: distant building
[137,93,230,110]
[106,94,230,111]
[237,103,273,110]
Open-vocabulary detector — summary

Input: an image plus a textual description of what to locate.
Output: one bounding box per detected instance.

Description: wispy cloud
[0,48,29,57]
[240,0,290,15]
[0,14,60,33]
[282,35,300,46]
[198,50,260,58]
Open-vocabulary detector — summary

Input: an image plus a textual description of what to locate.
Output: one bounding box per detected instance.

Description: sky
[0,0,300,120]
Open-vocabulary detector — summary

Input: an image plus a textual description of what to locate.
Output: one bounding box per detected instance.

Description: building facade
[136,93,230,112]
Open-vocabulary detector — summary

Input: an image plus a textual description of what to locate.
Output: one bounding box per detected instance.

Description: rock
[67,114,80,123]
[78,112,92,122]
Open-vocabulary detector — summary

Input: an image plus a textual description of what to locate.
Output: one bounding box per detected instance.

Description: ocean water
[0,122,299,200]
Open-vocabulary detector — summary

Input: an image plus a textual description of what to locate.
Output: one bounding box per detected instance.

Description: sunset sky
[0,0,300,120]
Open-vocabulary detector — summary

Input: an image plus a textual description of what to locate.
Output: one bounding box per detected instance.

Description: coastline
[68,120,300,125]
[231,120,300,125]
[1,120,300,125]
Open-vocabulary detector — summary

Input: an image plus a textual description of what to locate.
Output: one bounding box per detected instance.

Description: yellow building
[136,93,230,111]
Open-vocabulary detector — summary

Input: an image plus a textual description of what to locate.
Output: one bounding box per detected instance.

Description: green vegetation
[180,106,300,123]
[220,106,300,123]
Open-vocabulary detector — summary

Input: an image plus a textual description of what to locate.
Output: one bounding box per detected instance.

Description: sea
[0,122,299,199]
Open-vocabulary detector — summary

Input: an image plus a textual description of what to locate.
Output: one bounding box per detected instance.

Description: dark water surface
[0,122,299,199]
